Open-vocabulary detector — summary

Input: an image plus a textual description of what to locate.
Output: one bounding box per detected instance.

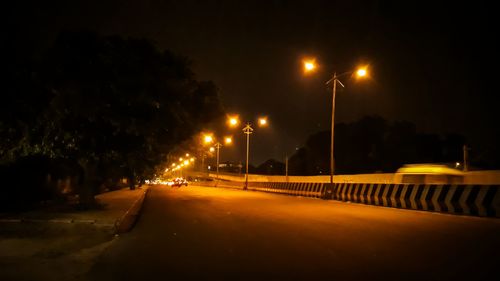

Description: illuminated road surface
[89,185,500,281]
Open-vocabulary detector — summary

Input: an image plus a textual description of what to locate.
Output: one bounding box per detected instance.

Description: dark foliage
[1,31,224,208]
[255,159,285,175]
[289,115,470,175]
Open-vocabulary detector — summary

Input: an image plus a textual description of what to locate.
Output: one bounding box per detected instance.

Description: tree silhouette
[288,115,470,175]
[1,31,223,207]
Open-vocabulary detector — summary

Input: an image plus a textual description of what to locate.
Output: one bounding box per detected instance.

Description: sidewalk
[0,187,149,281]
[0,186,150,234]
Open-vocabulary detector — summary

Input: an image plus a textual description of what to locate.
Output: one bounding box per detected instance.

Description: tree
[256,159,285,175]
[1,31,224,207]
[288,115,469,175]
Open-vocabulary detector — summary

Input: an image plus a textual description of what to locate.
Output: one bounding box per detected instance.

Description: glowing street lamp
[228,115,240,128]
[204,135,214,144]
[213,136,233,182]
[242,117,268,190]
[200,133,214,173]
[304,60,369,185]
[303,58,317,73]
[326,67,367,183]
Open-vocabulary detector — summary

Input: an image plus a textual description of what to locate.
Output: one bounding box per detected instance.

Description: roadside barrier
[323,183,500,218]
[249,182,324,198]
[211,181,500,218]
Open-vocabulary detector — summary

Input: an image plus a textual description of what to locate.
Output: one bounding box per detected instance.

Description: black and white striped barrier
[243,182,500,218]
[324,183,500,217]
[248,182,325,198]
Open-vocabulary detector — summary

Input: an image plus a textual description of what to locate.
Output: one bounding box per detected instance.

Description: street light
[199,133,214,173]
[304,61,368,185]
[242,118,268,190]
[213,136,233,182]
[227,115,240,128]
[243,123,254,190]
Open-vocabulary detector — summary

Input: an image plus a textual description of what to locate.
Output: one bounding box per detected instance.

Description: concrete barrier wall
[464,171,500,185]
[210,171,500,185]
[325,183,500,217]
[210,173,395,183]
[204,180,500,218]
[248,182,325,198]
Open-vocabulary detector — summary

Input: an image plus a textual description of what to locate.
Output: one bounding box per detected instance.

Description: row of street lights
[168,57,369,187]
[166,153,195,178]
[200,115,268,190]
[202,134,233,181]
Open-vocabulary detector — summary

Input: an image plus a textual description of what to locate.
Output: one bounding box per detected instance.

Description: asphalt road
[88,185,500,281]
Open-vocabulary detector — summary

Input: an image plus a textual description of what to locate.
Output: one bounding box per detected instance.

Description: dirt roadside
[0,187,149,281]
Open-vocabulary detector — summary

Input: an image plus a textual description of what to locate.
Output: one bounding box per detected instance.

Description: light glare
[204,135,213,144]
[356,68,367,77]
[303,58,317,73]
[228,115,240,127]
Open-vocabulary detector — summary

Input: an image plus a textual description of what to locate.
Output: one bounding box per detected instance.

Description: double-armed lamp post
[213,136,233,181]
[303,59,368,185]
[228,115,268,190]
[201,132,233,181]
[242,123,254,190]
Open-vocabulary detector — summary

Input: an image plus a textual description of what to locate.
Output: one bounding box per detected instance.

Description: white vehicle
[172,178,188,187]
[394,164,464,184]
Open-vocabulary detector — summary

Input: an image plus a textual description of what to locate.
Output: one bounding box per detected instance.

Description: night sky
[8,0,499,166]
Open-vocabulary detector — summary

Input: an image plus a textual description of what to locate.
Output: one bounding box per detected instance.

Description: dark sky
[8,0,499,166]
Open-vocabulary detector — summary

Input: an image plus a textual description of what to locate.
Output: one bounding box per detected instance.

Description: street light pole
[201,153,205,174]
[327,72,345,185]
[214,142,222,180]
[303,59,368,186]
[285,153,289,183]
[463,144,469,172]
[243,123,254,190]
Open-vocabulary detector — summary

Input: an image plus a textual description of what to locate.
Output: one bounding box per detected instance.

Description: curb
[114,187,150,234]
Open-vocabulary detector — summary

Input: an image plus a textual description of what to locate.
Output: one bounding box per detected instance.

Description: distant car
[172,177,188,187]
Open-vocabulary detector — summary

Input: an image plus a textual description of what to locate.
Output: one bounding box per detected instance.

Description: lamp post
[241,117,268,190]
[326,69,367,184]
[243,123,254,190]
[227,115,267,190]
[214,142,222,180]
[304,59,367,185]
[326,72,344,184]
[211,136,232,182]
[199,134,214,174]
[285,153,289,183]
